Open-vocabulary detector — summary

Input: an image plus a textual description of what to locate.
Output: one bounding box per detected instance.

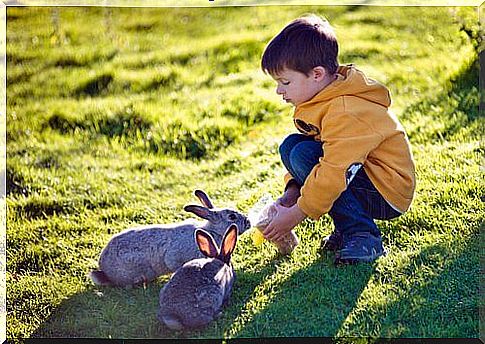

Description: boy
[260,14,415,264]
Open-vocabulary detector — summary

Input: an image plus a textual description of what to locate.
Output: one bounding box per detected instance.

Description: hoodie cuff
[297,196,322,220]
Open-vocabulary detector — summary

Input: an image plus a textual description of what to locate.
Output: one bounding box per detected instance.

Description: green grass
[6,5,484,340]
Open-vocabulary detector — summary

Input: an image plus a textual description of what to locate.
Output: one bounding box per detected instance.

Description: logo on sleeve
[346,163,363,186]
[294,119,320,136]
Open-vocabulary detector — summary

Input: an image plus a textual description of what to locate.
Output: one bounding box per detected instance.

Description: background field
[6,4,484,340]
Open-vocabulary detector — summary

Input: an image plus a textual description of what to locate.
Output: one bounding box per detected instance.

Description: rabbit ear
[184,205,216,221]
[219,224,238,264]
[194,190,214,209]
[195,229,219,258]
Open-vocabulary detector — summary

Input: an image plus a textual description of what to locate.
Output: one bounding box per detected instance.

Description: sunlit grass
[6,4,483,340]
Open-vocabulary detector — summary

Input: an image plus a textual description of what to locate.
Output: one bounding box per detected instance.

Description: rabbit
[158,224,238,330]
[89,190,250,287]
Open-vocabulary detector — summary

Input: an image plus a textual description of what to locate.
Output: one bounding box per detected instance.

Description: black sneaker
[321,230,343,251]
[335,232,386,265]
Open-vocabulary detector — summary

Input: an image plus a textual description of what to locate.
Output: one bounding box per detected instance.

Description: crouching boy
[261,14,416,264]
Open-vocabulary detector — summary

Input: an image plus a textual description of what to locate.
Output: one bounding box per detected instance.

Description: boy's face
[271,68,324,106]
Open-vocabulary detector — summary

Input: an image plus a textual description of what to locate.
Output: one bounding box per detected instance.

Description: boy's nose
[276,86,284,95]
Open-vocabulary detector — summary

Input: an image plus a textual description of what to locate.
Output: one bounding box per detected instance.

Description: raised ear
[220,224,238,264]
[195,229,219,258]
[194,190,214,209]
[184,205,214,221]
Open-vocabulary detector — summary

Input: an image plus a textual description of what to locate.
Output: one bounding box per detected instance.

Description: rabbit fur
[89,190,250,287]
[158,224,238,330]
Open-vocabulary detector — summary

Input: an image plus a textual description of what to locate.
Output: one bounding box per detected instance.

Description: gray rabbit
[158,224,238,330]
[89,190,250,287]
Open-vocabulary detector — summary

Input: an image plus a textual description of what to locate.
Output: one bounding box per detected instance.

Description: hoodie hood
[298,64,391,109]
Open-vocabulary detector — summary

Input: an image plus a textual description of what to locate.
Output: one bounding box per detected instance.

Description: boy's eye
[282,81,290,85]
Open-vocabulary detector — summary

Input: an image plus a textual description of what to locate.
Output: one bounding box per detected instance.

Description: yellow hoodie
[286,65,416,220]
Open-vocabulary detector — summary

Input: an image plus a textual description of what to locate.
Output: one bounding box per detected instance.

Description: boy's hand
[276,182,301,208]
[263,203,306,242]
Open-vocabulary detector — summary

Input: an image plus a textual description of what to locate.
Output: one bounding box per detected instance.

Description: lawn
[5,4,484,341]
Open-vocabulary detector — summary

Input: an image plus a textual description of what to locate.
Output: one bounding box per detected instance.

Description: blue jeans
[279,133,401,237]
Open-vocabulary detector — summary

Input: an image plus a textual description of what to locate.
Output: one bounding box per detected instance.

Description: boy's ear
[312,66,327,81]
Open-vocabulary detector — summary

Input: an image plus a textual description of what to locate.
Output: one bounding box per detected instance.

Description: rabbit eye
[228,214,237,221]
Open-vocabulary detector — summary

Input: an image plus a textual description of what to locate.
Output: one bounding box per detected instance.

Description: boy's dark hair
[261,14,339,76]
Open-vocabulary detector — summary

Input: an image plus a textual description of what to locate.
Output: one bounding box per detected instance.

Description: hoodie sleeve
[297,110,384,219]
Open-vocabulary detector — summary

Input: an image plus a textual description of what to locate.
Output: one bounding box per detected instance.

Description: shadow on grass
[28,252,282,339]
[30,280,165,339]
[27,230,480,339]
[403,50,482,144]
[342,230,481,338]
[230,252,377,338]
[228,230,481,339]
